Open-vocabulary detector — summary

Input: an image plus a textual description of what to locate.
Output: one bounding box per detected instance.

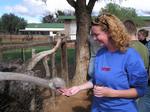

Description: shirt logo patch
[101,67,111,71]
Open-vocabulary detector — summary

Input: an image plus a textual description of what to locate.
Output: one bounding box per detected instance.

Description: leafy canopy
[100,3,144,26]
[0,13,27,34]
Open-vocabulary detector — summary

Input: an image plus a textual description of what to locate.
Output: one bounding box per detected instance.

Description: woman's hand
[56,87,68,95]
[93,85,115,97]
[57,81,93,97]
[57,86,81,97]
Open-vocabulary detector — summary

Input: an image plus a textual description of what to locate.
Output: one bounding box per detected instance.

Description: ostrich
[0,36,65,111]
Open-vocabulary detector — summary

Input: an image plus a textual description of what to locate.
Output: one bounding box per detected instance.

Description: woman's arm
[78,81,94,90]
[112,88,138,98]
[93,85,138,98]
[59,81,93,96]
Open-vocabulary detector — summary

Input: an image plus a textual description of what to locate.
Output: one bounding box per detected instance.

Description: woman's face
[138,32,145,41]
[91,25,109,46]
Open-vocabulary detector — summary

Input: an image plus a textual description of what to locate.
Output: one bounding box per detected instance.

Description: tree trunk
[72,10,91,85]
[65,0,97,85]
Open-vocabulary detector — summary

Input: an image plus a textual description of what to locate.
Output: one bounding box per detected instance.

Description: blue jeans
[137,86,150,112]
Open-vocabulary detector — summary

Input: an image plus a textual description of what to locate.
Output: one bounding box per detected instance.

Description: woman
[138,29,149,45]
[58,13,148,112]
[137,29,150,112]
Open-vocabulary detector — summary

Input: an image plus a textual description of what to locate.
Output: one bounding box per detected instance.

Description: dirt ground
[42,90,92,112]
[33,62,92,112]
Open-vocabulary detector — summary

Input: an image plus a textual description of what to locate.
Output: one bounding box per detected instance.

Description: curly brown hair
[92,13,129,52]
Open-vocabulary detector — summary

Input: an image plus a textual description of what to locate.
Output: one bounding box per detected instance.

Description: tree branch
[87,0,97,14]
[66,0,76,9]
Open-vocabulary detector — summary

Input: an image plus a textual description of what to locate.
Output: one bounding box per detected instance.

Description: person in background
[138,29,150,54]
[137,29,150,112]
[58,13,148,112]
[138,29,149,44]
[123,20,149,71]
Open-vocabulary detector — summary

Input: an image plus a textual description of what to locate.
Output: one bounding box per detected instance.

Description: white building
[20,16,77,40]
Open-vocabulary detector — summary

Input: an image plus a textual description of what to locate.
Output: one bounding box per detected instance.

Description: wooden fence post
[61,37,69,86]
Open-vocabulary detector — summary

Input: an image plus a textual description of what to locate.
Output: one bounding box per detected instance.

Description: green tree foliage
[55,10,66,17]
[100,3,144,26]
[0,13,27,34]
[42,10,75,23]
[42,13,55,23]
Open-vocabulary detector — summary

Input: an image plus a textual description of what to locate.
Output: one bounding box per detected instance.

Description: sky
[0,0,150,23]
